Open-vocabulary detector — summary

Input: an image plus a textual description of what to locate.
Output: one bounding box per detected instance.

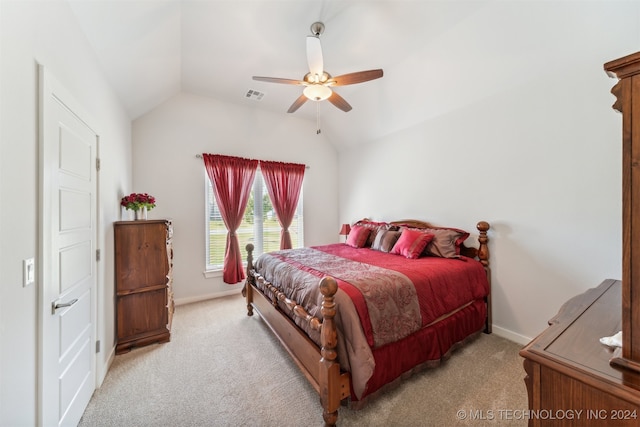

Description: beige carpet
[79,293,528,426]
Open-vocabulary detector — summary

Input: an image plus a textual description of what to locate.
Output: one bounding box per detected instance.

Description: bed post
[318,276,340,427]
[244,243,254,316]
[477,221,491,333]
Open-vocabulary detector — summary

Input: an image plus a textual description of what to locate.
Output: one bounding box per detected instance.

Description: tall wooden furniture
[604,52,640,372]
[519,51,640,426]
[114,220,174,354]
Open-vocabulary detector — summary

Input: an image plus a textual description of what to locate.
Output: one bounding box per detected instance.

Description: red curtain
[203,154,258,284]
[260,160,305,250]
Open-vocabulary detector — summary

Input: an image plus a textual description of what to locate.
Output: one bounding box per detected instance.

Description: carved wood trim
[319,276,341,427]
[245,243,323,335]
[251,272,323,332]
[605,51,640,80]
[476,221,492,333]
[243,243,254,316]
[522,358,541,427]
[611,81,624,113]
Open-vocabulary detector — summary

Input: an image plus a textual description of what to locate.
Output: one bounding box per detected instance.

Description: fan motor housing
[310,22,325,36]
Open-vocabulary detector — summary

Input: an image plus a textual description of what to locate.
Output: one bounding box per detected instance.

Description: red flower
[120,193,157,211]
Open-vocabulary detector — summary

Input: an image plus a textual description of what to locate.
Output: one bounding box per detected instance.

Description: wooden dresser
[519,50,640,427]
[114,220,174,354]
[520,280,640,426]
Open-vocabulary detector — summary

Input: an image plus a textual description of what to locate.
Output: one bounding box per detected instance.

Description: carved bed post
[318,276,340,427]
[244,243,254,316]
[477,221,492,333]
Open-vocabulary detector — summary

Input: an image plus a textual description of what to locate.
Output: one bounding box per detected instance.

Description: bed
[243,219,491,426]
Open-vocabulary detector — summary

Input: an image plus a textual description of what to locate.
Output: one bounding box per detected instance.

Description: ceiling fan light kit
[303,84,332,101]
[252,21,383,132]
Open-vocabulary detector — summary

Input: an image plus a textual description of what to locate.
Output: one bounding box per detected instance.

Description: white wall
[339,1,640,344]
[132,93,338,303]
[0,1,132,425]
[0,2,637,424]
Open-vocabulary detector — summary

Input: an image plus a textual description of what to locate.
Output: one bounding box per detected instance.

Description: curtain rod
[196,154,309,169]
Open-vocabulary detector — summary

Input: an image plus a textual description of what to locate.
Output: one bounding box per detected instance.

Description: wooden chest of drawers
[114,220,174,354]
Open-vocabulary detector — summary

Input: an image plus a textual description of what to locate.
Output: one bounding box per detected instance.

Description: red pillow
[391,229,435,259]
[345,225,371,248]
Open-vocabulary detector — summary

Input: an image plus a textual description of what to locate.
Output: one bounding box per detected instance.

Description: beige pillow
[422,228,469,258]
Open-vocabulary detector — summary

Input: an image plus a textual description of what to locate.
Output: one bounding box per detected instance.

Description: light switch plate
[23,258,35,286]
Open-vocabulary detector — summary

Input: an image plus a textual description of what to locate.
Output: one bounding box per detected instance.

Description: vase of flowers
[120,193,156,220]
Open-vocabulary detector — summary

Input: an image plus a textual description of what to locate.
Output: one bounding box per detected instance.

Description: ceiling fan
[252,22,383,119]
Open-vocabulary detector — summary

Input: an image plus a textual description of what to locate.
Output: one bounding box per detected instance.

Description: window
[206,169,304,270]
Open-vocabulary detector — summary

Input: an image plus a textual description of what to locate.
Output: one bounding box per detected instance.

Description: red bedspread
[312,244,489,343]
[253,243,490,401]
[267,244,488,348]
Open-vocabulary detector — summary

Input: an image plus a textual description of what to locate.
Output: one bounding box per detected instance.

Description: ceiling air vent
[245,89,265,101]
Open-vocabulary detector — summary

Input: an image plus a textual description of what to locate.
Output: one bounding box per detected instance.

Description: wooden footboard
[244,243,350,426]
[243,220,491,426]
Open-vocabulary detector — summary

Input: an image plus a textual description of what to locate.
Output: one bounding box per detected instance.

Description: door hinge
[95,340,101,353]
[96,249,101,261]
[96,158,101,171]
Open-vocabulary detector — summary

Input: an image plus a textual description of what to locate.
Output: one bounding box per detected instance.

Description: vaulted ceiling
[67,0,578,148]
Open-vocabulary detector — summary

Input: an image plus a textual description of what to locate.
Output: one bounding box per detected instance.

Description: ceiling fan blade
[306,36,324,79]
[328,69,384,86]
[287,94,308,113]
[252,76,306,85]
[328,91,352,112]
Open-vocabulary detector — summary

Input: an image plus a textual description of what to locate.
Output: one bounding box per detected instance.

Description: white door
[39,66,98,427]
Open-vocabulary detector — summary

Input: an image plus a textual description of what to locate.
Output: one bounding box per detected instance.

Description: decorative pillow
[371,229,401,253]
[390,228,435,259]
[345,225,371,248]
[422,227,469,258]
[355,219,399,247]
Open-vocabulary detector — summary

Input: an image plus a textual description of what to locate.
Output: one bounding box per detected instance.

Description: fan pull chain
[316,102,321,134]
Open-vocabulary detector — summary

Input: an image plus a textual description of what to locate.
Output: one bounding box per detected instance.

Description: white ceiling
[66,0,586,148]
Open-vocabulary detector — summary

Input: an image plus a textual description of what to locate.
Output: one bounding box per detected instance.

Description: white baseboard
[174,288,242,306]
[491,324,532,346]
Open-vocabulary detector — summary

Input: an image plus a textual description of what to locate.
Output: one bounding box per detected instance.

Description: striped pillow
[371,229,401,253]
[354,219,399,247]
